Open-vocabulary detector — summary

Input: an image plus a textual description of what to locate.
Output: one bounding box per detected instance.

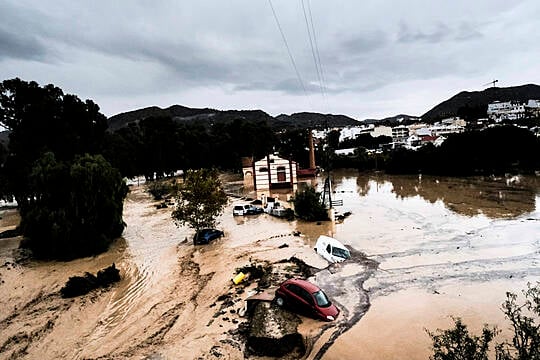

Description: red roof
[421,135,438,142]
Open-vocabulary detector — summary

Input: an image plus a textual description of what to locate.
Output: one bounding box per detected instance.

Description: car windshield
[312,290,331,307]
[234,206,243,210]
[332,247,350,259]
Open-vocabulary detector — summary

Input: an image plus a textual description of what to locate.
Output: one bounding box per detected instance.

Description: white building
[487,101,526,122]
[339,125,374,142]
[440,117,467,127]
[392,125,409,142]
[371,125,392,138]
[429,124,465,136]
[242,154,297,190]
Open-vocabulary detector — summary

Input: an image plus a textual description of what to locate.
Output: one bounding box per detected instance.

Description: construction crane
[483,79,499,88]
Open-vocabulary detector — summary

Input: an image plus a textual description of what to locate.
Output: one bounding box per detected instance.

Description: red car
[275,278,340,321]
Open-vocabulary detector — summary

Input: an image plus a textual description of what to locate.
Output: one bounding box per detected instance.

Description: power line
[301,0,325,102]
[267,0,307,95]
[306,0,327,97]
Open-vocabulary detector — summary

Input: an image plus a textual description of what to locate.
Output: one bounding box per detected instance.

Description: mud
[0,172,538,359]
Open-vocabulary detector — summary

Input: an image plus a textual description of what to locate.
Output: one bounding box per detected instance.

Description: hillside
[275,112,359,129]
[108,106,359,131]
[422,84,540,122]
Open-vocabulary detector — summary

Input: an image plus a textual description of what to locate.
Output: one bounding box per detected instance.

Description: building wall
[249,154,297,190]
[372,125,392,138]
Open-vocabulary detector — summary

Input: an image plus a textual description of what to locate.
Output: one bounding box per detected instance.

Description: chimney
[308,130,316,169]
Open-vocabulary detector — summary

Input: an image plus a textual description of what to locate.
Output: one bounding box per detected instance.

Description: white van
[314,235,351,263]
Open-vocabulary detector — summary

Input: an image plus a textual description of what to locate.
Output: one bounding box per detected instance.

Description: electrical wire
[306,0,327,98]
[301,0,325,102]
[267,0,307,95]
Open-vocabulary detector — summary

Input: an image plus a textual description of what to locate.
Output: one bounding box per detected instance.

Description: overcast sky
[1,0,539,119]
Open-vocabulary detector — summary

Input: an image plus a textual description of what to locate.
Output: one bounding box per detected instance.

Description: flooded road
[305,171,540,359]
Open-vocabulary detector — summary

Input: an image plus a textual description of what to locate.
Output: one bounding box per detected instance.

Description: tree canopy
[0,78,127,259]
[172,168,228,231]
[21,153,127,259]
[292,185,329,221]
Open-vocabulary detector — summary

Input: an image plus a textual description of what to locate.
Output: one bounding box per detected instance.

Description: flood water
[295,170,540,359]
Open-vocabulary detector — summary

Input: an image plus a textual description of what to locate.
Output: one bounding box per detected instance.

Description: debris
[278,244,289,249]
[232,272,246,285]
[246,302,305,357]
[60,264,120,298]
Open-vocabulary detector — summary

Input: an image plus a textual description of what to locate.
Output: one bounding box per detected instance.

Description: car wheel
[275,296,285,307]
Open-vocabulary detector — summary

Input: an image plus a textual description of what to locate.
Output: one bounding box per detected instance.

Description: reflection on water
[315,170,540,360]
[330,170,539,219]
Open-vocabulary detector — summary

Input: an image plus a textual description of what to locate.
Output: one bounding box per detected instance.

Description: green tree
[172,168,228,231]
[427,317,496,360]
[21,153,128,259]
[292,186,328,221]
[0,78,108,211]
[496,283,540,360]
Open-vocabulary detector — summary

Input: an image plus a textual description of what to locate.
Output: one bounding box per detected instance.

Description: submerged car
[314,235,351,263]
[274,278,340,321]
[193,228,224,245]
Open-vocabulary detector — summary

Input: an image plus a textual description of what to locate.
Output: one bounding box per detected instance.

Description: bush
[146,179,174,200]
[427,317,496,360]
[428,283,540,360]
[292,186,328,221]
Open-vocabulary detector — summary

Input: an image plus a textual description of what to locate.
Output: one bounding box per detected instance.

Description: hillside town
[313,98,540,156]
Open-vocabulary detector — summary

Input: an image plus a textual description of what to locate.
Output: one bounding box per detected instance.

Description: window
[277,166,286,182]
[313,290,331,307]
[259,167,268,172]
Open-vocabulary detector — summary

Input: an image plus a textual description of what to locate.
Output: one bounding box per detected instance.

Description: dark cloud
[0,2,50,61]
[0,28,47,61]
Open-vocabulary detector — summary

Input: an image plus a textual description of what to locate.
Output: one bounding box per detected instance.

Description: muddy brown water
[307,171,540,359]
[1,171,539,359]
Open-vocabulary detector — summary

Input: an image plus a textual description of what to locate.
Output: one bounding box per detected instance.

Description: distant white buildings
[487,100,540,122]
[391,125,409,142]
[339,125,374,142]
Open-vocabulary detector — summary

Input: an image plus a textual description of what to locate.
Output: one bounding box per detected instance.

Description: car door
[298,288,317,317]
[285,284,306,310]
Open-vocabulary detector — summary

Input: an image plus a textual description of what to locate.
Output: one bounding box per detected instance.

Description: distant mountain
[275,112,360,129]
[422,84,540,122]
[108,106,359,131]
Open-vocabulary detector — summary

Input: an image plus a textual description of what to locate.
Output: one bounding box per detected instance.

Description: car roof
[284,278,321,293]
[316,235,348,250]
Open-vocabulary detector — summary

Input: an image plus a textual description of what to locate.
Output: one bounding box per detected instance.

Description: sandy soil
[0,186,337,359]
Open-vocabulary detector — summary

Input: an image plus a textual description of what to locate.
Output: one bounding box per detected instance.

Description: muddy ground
[1,172,539,359]
[0,185,363,359]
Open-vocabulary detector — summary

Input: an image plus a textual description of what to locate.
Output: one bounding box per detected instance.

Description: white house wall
[252,154,297,190]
